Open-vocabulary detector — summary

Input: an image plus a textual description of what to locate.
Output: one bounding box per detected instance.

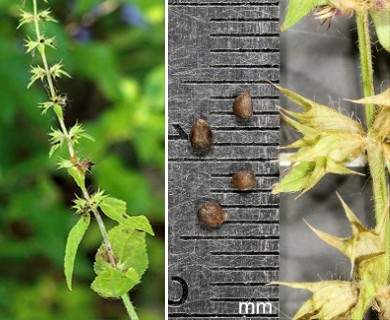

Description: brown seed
[231,171,256,190]
[189,119,213,152]
[233,90,253,120]
[197,202,227,228]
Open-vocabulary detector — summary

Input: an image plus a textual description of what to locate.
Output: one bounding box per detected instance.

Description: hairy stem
[356,12,390,261]
[31,0,137,317]
[356,12,375,128]
[121,294,139,320]
[366,135,388,224]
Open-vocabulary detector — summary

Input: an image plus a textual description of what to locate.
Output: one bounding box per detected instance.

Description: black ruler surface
[168,1,280,318]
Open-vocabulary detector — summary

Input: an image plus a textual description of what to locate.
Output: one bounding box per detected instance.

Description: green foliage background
[0,0,164,319]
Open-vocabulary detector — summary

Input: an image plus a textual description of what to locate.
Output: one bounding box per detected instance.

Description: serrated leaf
[91,265,140,298]
[121,215,154,235]
[371,9,390,53]
[99,197,154,235]
[64,214,90,290]
[281,0,323,31]
[99,196,126,220]
[68,166,86,190]
[95,226,149,278]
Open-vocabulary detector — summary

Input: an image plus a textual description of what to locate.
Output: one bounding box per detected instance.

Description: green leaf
[99,197,154,235]
[64,214,91,290]
[121,216,154,235]
[371,9,390,53]
[68,166,86,190]
[99,196,126,220]
[95,226,149,278]
[91,265,140,298]
[53,104,64,120]
[281,0,322,31]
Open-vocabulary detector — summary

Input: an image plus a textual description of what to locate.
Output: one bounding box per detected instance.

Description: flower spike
[272,86,366,195]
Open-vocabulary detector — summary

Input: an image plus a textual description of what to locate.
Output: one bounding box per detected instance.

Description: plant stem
[33,0,75,159]
[356,12,375,128]
[356,12,390,260]
[31,0,138,317]
[121,294,139,320]
[366,135,388,223]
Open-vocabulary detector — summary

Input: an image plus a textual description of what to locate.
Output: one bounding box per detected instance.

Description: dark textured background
[168,0,280,318]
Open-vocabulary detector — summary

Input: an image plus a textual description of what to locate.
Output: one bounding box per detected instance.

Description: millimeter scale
[168,1,280,318]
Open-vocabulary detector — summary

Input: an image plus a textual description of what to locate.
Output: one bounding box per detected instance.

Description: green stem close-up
[30,0,139,318]
[121,294,139,320]
[356,11,375,128]
[356,11,390,265]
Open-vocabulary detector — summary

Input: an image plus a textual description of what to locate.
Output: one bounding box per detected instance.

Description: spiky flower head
[305,193,388,275]
[272,86,366,195]
[273,195,389,319]
[349,87,390,173]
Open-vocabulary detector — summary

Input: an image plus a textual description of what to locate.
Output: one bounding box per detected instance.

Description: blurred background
[0,0,164,319]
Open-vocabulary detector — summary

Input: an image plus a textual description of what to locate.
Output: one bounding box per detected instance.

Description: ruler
[168,0,280,318]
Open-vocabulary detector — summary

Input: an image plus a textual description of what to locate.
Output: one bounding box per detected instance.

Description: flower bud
[273,86,366,194]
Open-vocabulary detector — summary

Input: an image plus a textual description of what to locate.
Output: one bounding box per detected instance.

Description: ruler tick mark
[169,1,280,316]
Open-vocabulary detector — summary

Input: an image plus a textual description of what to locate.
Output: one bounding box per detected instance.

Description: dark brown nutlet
[233,90,253,120]
[197,202,227,228]
[190,119,213,152]
[231,171,256,191]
